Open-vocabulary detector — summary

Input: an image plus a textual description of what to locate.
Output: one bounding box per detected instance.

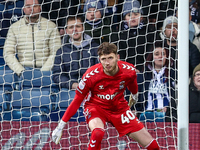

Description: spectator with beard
[161,15,200,77]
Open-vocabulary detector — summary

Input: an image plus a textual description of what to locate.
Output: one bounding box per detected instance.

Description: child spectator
[83,0,111,45]
[113,0,157,72]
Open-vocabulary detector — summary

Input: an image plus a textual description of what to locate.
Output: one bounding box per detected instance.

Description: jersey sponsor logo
[83,68,99,82]
[97,92,118,100]
[122,64,135,71]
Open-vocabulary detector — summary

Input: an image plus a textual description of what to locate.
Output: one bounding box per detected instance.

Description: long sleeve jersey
[62,61,138,122]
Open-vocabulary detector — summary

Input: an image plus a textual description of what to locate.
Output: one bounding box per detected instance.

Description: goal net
[0,0,197,149]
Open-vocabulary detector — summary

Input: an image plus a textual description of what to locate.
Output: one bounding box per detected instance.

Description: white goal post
[178,0,189,150]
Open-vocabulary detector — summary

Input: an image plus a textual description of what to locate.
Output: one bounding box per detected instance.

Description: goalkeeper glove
[52,119,66,144]
[128,93,138,108]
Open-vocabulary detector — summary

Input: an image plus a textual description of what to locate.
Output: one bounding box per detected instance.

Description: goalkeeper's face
[23,0,41,19]
[99,53,119,76]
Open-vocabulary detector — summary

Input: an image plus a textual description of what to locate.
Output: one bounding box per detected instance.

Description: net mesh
[0,0,187,149]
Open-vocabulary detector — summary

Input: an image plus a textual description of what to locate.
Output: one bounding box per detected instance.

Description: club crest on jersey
[79,80,85,90]
[119,81,125,90]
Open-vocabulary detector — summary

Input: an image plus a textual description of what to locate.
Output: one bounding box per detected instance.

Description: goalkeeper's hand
[52,120,66,144]
[128,93,138,108]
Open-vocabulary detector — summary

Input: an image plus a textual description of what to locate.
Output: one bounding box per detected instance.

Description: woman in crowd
[135,41,177,122]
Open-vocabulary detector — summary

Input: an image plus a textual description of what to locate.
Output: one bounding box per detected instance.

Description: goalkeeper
[52,42,160,150]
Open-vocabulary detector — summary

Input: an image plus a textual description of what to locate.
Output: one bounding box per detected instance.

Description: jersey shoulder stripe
[118,61,136,73]
[82,63,102,82]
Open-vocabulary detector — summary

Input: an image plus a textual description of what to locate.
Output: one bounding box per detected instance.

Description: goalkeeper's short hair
[98,42,117,56]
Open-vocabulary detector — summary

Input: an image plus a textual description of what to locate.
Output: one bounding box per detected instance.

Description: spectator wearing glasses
[189,63,200,123]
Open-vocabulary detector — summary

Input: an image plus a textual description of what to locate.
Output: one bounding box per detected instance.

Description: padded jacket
[3,16,61,75]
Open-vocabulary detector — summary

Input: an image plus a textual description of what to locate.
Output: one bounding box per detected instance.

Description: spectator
[189,63,200,123]
[83,0,111,45]
[161,15,200,77]
[112,0,157,72]
[52,15,99,91]
[176,8,200,51]
[189,9,200,51]
[135,41,177,122]
[3,0,61,76]
[189,0,200,25]
[0,0,24,65]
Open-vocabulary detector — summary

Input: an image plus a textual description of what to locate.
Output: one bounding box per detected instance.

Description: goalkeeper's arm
[52,93,84,144]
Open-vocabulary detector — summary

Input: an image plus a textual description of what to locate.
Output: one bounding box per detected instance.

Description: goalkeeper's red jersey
[62,61,138,122]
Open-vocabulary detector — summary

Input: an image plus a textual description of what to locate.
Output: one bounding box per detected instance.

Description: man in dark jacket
[189,63,200,123]
[52,15,99,91]
[161,16,200,77]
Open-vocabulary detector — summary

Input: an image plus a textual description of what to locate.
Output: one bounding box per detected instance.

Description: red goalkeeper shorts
[83,105,144,137]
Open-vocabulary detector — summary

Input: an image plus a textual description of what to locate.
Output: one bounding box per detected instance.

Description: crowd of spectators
[1,0,200,123]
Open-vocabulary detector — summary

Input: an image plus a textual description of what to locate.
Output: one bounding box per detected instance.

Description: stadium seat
[19,70,59,110]
[0,69,14,110]
[3,70,59,121]
[4,90,51,121]
[50,89,85,122]
[58,88,76,108]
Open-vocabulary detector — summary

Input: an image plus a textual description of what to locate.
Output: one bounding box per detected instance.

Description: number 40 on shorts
[121,110,136,124]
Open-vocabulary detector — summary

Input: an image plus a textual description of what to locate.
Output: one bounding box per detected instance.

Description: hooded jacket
[3,16,61,75]
[52,34,99,89]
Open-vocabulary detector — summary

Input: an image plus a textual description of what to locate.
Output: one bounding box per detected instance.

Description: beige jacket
[3,16,61,75]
